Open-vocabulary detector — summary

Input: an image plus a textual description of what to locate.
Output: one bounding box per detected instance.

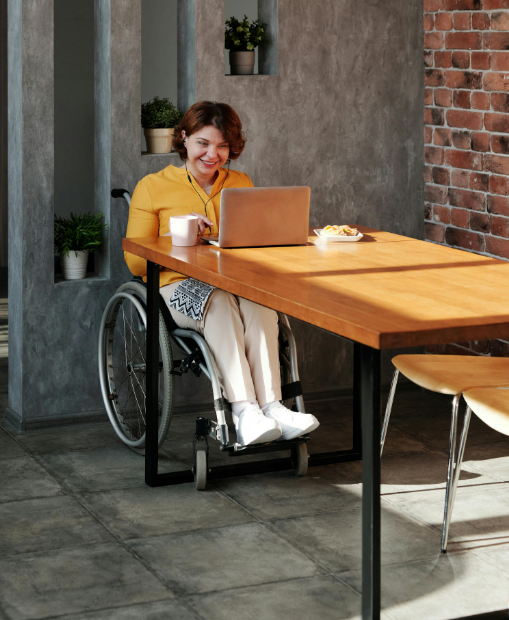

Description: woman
[125,101,319,446]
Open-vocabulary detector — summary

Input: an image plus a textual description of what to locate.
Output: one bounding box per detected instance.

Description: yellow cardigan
[124,164,254,287]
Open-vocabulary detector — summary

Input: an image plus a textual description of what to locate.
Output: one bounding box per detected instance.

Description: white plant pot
[144,128,174,154]
[61,250,89,280]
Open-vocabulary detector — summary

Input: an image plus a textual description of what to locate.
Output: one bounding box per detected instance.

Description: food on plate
[321,225,359,237]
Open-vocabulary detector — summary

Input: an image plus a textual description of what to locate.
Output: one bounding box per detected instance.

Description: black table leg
[145,261,160,486]
[353,342,363,455]
[360,344,381,620]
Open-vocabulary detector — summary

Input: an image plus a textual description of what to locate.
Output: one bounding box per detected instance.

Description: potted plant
[141,97,183,154]
[225,15,267,75]
[54,212,107,280]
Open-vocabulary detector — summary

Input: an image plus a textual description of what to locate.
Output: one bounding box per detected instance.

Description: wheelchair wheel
[98,281,174,454]
[277,313,295,410]
[194,448,207,491]
[292,443,309,477]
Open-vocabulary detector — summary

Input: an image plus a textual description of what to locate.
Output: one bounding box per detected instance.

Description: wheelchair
[98,189,310,490]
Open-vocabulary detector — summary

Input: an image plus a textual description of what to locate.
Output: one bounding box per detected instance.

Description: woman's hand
[190,212,214,234]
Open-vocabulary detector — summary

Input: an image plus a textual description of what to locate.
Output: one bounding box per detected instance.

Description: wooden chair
[381,354,509,553]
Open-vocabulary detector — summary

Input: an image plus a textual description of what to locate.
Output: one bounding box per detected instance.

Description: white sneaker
[263,402,320,441]
[234,404,282,446]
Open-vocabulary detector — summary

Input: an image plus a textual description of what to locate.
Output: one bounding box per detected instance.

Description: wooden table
[123,227,509,620]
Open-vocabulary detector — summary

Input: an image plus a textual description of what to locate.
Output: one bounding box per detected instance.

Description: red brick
[452,129,472,149]
[485,113,509,133]
[452,51,470,69]
[425,203,433,219]
[470,211,490,232]
[471,91,490,110]
[424,14,435,31]
[424,88,434,106]
[484,0,509,7]
[425,32,445,50]
[472,12,491,30]
[471,132,491,152]
[425,107,445,125]
[490,339,509,357]
[424,165,433,183]
[424,125,433,144]
[490,215,509,237]
[425,0,444,9]
[470,171,489,191]
[433,205,452,223]
[424,50,434,68]
[489,174,509,195]
[433,166,451,185]
[453,90,470,108]
[484,73,509,92]
[491,93,509,113]
[434,127,452,145]
[488,194,509,215]
[483,33,509,51]
[484,154,509,174]
[445,71,482,89]
[492,134,509,154]
[446,109,483,129]
[425,222,446,243]
[486,234,509,259]
[490,52,509,71]
[425,184,449,204]
[449,187,486,210]
[446,149,483,170]
[446,227,484,251]
[435,89,452,107]
[435,51,452,68]
[451,207,470,227]
[446,32,481,50]
[426,69,446,87]
[491,11,509,30]
[453,12,472,30]
[452,169,470,187]
[445,0,480,8]
[471,52,490,70]
[435,12,453,30]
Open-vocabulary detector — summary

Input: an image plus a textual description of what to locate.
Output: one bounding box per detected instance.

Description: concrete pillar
[0,0,6,269]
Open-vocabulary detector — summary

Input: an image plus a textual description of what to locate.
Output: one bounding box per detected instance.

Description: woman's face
[182,125,230,179]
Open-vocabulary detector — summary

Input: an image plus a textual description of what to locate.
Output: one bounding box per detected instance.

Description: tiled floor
[2,284,509,619]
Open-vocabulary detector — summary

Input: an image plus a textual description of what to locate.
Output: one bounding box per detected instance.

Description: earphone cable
[185,159,231,229]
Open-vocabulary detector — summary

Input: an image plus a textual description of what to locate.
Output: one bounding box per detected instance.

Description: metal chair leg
[380,369,399,456]
[441,394,462,553]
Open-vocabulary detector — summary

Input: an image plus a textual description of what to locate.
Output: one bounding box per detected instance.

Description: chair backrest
[111,189,131,206]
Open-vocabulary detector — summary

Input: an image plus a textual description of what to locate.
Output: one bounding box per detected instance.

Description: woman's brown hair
[173,101,247,160]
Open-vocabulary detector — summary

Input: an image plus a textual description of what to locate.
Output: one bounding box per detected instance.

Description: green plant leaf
[54,212,107,257]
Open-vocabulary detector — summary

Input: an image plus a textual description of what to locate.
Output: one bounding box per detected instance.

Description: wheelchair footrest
[221,435,311,457]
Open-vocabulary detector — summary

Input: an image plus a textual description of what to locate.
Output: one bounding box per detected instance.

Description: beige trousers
[160,281,282,405]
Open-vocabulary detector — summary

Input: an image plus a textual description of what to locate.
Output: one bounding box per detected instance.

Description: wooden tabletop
[123,227,509,350]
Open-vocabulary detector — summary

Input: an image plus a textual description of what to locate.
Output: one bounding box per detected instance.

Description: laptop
[201,186,311,248]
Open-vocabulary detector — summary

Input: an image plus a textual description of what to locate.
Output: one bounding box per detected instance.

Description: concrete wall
[6,0,423,431]
[0,0,7,268]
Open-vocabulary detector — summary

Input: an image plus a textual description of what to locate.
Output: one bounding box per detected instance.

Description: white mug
[169,215,199,247]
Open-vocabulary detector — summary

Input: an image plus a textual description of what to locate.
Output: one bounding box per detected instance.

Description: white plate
[314,229,363,242]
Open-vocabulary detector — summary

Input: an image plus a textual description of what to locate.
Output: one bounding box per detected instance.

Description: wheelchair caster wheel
[195,449,208,490]
[292,443,308,477]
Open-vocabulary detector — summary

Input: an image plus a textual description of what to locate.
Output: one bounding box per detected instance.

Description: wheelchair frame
[110,188,362,489]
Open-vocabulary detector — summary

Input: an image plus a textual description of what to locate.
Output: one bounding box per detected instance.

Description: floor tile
[37,446,183,493]
[339,552,509,620]
[212,465,362,520]
[186,575,374,620]
[128,522,323,595]
[305,399,354,424]
[0,542,170,620]
[51,599,198,620]
[0,428,27,460]
[271,504,440,573]
[307,423,353,454]
[15,423,123,455]
[332,448,500,502]
[80,483,254,539]
[0,457,63,502]
[463,441,509,482]
[0,496,113,557]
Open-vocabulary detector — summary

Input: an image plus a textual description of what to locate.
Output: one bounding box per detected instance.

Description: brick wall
[424,0,509,356]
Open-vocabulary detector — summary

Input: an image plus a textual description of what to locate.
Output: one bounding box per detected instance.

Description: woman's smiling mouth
[200,159,219,167]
